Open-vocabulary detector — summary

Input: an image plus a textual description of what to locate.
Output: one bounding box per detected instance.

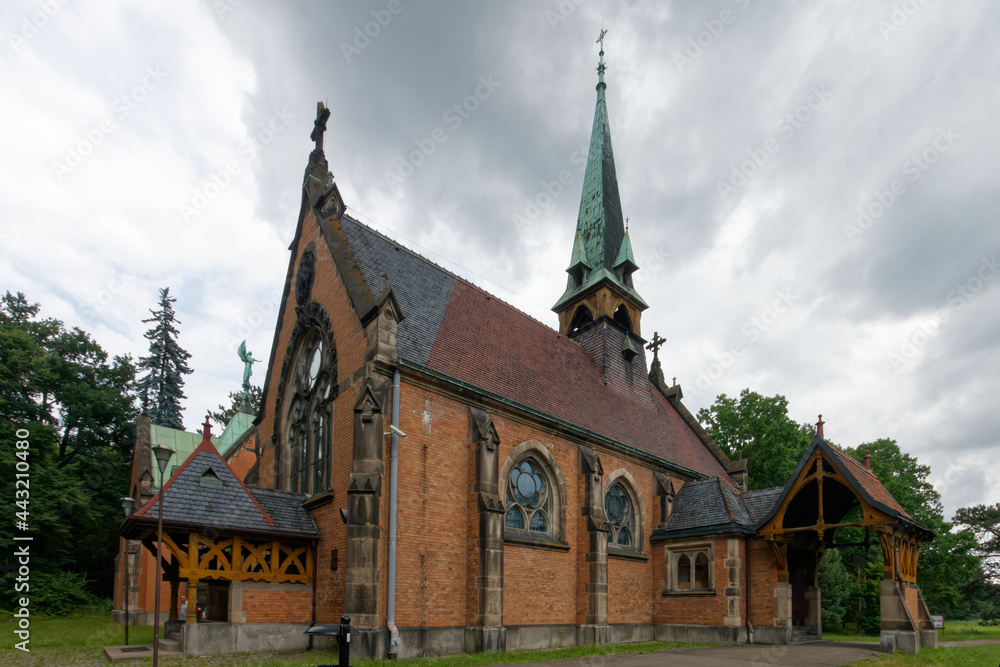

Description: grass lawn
[852,644,1000,666]
[823,620,1000,644]
[2,612,155,647]
[0,615,702,666]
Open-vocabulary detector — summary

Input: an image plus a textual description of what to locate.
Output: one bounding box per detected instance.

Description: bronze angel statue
[237,340,259,390]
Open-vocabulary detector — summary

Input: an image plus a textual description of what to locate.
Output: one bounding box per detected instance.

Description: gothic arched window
[605,482,634,546]
[505,457,550,533]
[284,330,332,494]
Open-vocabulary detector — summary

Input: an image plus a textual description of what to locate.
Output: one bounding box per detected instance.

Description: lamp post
[120,496,134,646]
[151,445,174,666]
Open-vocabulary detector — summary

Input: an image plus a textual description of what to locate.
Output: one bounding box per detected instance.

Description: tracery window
[605,482,635,546]
[284,330,332,494]
[505,457,550,533]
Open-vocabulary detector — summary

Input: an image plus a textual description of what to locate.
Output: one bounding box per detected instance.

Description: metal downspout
[387,369,401,658]
[746,535,753,644]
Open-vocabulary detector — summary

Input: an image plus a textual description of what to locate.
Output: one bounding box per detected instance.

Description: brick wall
[904,584,919,622]
[652,537,742,625]
[393,383,470,627]
[243,588,312,623]
[602,451,654,625]
[747,538,778,627]
[258,209,370,490]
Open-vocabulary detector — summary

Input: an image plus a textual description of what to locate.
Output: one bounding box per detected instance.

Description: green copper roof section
[553,43,647,313]
[614,230,638,273]
[567,230,592,272]
[149,412,254,485]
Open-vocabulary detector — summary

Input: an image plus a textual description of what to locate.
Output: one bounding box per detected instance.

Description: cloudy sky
[3,0,998,517]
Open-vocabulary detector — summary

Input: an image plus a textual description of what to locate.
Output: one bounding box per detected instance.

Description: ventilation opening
[200,468,222,486]
[613,304,632,332]
[568,306,594,336]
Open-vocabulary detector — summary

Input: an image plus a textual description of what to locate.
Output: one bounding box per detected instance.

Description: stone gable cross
[646,331,666,361]
[310,101,331,154]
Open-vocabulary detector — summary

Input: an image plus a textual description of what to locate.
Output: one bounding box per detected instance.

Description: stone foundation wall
[181,622,311,655]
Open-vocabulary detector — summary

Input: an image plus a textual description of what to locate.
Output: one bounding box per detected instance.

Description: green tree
[857,559,884,634]
[134,287,192,430]
[953,503,1000,580]
[818,548,856,630]
[210,385,262,428]
[0,292,137,605]
[841,440,997,620]
[697,388,811,490]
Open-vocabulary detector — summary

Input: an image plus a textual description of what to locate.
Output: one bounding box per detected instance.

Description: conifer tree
[134,287,192,429]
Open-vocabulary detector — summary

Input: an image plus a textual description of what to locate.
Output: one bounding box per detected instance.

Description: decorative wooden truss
[152,531,314,585]
[758,447,928,584]
[139,529,314,623]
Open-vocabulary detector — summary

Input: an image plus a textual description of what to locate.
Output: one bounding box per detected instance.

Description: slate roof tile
[132,448,317,538]
[337,216,731,480]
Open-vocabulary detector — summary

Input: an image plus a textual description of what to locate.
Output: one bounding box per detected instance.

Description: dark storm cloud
[19,0,988,508]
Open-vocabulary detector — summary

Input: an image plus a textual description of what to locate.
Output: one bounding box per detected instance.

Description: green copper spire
[553,31,647,315]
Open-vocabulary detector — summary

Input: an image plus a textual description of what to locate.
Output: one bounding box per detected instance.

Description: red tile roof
[829,445,911,519]
[427,280,732,478]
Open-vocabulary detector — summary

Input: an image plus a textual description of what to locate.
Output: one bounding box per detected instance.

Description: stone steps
[790,627,821,644]
[158,637,181,652]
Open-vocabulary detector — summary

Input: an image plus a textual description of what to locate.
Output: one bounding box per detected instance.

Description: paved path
[939,637,1000,647]
[516,642,885,667]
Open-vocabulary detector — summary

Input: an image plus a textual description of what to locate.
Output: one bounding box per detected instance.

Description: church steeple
[554,32,648,338]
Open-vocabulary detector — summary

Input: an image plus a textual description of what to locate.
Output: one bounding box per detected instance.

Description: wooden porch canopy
[756,434,933,583]
[122,420,318,623]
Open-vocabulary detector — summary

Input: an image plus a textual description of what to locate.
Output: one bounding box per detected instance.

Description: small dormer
[200,467,223,486]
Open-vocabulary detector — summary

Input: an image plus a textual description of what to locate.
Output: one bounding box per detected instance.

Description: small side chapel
[115,42,936,658]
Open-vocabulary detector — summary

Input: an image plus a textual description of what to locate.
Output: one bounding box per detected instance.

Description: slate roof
[653,477,757,539]
[129,432,317,539]
[740,487,784,524]
[336,215,732,480]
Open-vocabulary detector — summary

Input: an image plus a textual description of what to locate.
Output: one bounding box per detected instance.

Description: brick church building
[117,45,938,658]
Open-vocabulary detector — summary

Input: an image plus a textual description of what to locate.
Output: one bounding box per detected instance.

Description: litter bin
[305,615,351,667]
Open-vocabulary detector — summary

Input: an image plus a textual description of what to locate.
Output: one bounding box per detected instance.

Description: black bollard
[339,615,351,667]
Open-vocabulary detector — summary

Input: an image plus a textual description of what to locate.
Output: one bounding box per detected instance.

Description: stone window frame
[663,541,716,596]
[602,468,648,560]
[499,439,568,550]
[281,327,334,495]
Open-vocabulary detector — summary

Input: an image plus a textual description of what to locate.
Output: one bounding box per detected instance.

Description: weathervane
[596,27,608,82]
